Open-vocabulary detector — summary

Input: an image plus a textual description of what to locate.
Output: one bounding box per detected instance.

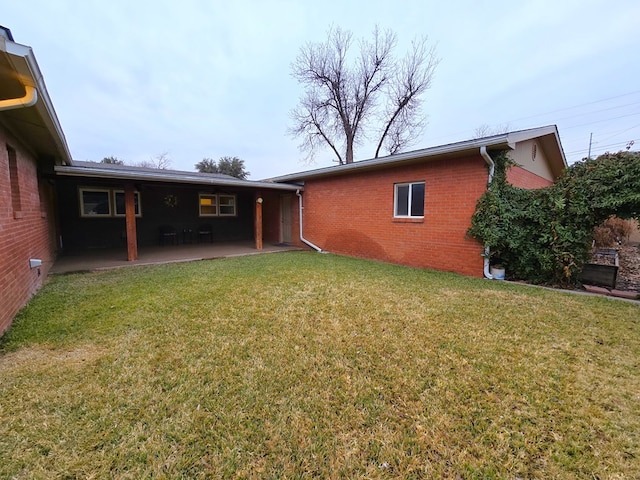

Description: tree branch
[289,26,438,164]
[375,38,439,158]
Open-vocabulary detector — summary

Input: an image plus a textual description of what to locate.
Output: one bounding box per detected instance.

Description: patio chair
[197,224,213,243]
[159,225,178,246]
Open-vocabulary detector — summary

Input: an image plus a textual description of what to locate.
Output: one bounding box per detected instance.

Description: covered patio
[53,161,303,265]
[51,241,301,274]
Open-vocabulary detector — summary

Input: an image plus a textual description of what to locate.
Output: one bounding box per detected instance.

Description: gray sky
[4,0,639,179]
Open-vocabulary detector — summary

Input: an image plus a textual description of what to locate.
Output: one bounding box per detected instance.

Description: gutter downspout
[480,145,495,279]
[296,189,322,252]
[0,85,37,111]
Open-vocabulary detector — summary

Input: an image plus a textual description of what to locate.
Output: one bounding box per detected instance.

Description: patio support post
[124,182,138,261]
[254,191,263,250]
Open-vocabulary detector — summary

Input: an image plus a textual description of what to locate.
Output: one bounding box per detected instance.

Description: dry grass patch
[1,252,639,479]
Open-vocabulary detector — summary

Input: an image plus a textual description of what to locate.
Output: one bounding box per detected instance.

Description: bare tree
[289,26,439,164]
[473,124,510,139]
[154,152,172,170]
[136,152,172,169]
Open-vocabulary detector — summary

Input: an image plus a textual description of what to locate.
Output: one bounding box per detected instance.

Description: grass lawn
[1,252,639,479]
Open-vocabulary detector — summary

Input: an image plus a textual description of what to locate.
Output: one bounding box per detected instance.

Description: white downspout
[480,145,495,185]
[480,146,495,279]
[0,85,37,111]
[296,189,323,252]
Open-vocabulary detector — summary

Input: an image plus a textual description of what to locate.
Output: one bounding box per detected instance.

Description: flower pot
[490,266,505,280]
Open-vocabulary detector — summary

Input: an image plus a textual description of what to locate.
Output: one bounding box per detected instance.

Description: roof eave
[1,36,72,165]
[267,136,515,183]
[269,125,566,183]
[54,165,303,191]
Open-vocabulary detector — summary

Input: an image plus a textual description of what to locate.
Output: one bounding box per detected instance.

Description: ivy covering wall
[468,150,640,286]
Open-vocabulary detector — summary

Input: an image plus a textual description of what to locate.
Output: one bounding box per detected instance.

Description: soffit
[0,39,72,166]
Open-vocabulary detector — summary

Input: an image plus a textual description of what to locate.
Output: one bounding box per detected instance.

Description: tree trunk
[345,137,354,164]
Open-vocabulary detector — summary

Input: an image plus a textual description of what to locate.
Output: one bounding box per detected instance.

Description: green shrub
[468,150,640,286]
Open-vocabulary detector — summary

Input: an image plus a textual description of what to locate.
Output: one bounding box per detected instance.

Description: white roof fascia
[54,164,303,191]
[1,37,73,165]
[268,125,564,183]
[267,136,513,183]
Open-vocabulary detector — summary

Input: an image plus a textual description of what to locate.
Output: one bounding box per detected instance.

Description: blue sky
[4,0,639,179]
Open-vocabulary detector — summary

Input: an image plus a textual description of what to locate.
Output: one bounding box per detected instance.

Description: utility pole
[587,132,593,159]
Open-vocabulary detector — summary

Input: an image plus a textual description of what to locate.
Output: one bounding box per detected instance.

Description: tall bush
[468,150,640,286]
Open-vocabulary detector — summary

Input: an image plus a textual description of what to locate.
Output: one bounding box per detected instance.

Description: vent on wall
[531,143,538,161]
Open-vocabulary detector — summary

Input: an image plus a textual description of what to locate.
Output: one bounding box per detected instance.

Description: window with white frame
[219,195,236,216]
[394,182,425,218]
[79,188,112,217]
[199,194,218,216]
[114,191,141,217]
[79,188,142,217]
[199,193,237,217]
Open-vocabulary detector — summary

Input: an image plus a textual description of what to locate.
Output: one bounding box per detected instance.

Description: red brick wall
[262,191,281,244]
[507,165,554,189]
[300,155,489,276]
[260,191,300,245]
[0,127,58,335]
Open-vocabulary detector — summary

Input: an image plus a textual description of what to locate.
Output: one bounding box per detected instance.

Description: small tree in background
[101,156,124,165]
[194,158,217,173]
[195,156,249,179]
[473,124,510,139]
[136,152,172,169]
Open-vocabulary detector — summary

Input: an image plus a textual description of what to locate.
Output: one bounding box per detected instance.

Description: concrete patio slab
[51,242,300,274]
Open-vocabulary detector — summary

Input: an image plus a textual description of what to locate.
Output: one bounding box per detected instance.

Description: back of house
[0,23,568,335]
[272,126,566,277]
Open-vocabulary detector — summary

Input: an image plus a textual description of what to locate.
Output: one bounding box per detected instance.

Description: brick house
[272,126,566,278]
[0,27,72,333]
[0,24,569,334]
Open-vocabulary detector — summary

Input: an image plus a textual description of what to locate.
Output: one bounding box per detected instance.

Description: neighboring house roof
[0,27,72,165]
[267,125,566,184]
[55,160,303,191]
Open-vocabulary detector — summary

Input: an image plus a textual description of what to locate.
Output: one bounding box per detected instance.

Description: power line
[596,122,640,143]
[552,100,640,123]
[423,90,640,149]
[559,111,640,130]
[497,90,640,125]
[565,137,640,155]
[562,124,640,148]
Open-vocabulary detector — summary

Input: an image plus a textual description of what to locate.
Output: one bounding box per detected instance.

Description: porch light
[256,197,263,204]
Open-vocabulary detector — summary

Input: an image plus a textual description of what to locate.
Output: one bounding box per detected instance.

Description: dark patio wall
[55,177,255,251]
